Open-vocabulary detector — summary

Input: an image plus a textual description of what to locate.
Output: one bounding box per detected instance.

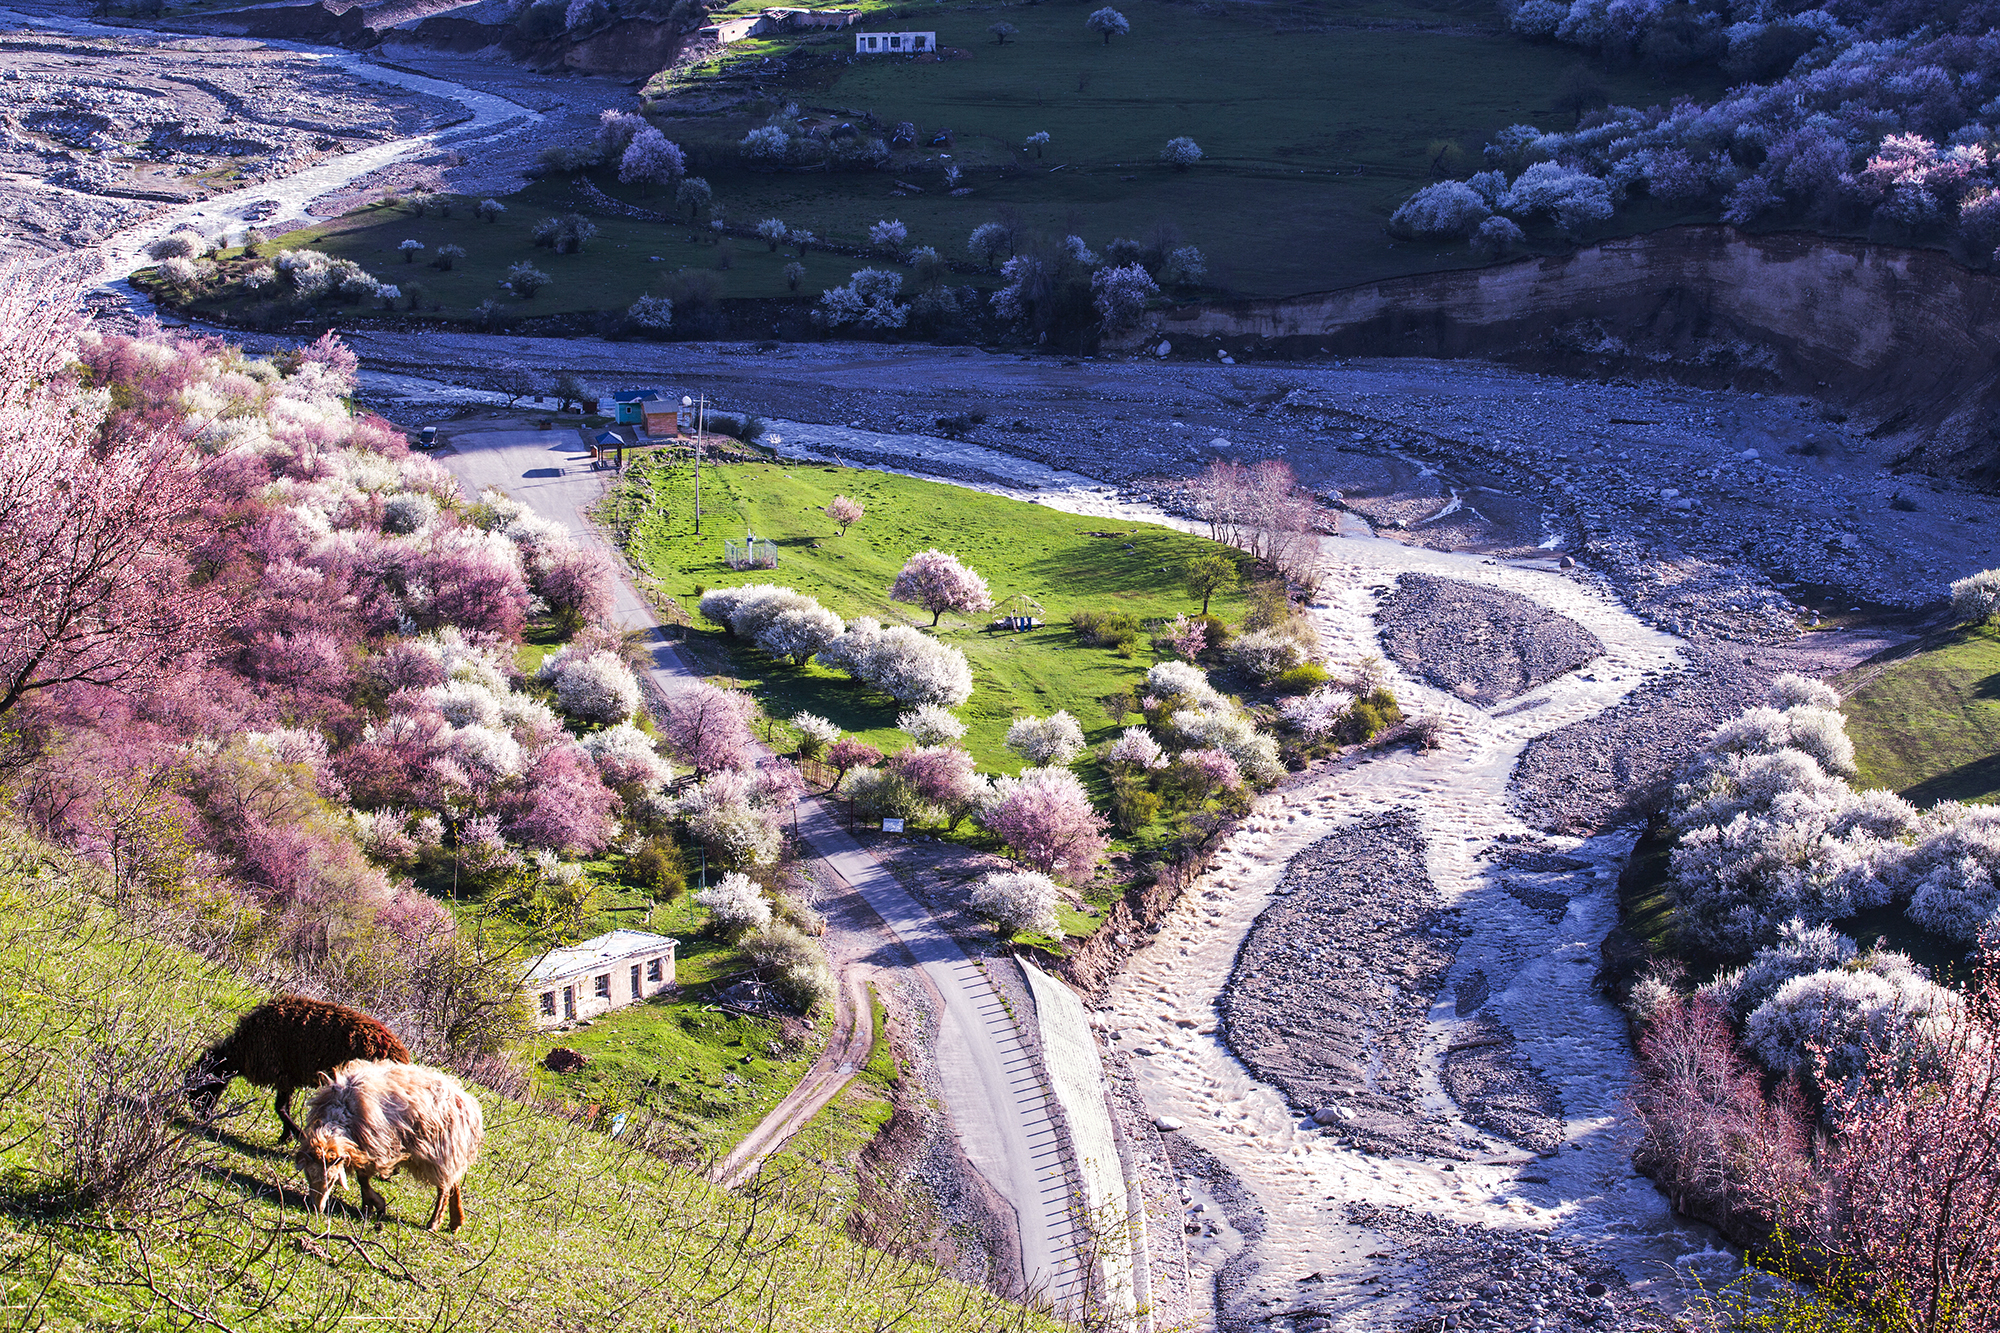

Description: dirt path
[713,962,879,1189]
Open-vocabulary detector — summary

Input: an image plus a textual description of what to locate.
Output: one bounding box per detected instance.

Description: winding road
[429,423,1099,1314]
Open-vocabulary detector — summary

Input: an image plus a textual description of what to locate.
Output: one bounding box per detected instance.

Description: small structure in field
[526,929,678,1027]
[609,389,663,426]
[726,530,779,570]
[855,31,935,53]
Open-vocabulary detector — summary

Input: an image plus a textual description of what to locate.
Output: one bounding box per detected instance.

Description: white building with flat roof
[855,30,934,53]
[525,929,678,1027]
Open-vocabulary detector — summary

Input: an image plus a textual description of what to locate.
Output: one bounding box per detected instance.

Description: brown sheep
[186,996,410,1143]
[296,1059,485,1231]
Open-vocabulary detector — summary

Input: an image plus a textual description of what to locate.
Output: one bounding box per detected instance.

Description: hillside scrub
[0,828,1063,1332]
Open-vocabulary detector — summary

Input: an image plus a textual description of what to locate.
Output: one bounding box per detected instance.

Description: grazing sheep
[296,1059,484,1231]
[186,996,410,1143]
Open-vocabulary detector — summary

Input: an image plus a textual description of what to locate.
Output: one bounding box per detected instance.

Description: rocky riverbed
[1219,812,1461,1160]
[1376,575,1606,706]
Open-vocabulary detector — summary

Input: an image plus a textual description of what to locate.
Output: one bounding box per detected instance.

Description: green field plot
[1843,624,2000,808]
[604,456,1253,773]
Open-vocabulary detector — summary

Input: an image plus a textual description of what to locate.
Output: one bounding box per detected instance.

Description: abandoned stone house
[855,31,935,53]
[525,929,678,1027]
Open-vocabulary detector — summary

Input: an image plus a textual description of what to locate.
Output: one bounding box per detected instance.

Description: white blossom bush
[700,584,819,637]
[1090,263,1160,330]
[1742,953,1960,1080]
[424,677,506,728]
[1143,660,1226,712]
[450,722,526,779]
[148,231,209,260]
[539,647,641,724]
[792,711,840,758]
[1698,920,1859,1022]
[1770,673,1840,711]
[581,722,671,788]
[1704,705,1856,777]
[677,769,786,867]
[1281,686,1355,740]
[821,619,973,707]
[381,491,439,535]
[627,295,674,333]
[758,605,846,666]
[969,869,1061,937]
[1500,162,1614,234]
[1894,805,2000,942]
[1005,711,1086,766]
[1226,628,1314,681]
[812,268,909,330]
[1951,569,2000,625]
[1389,181,1492,240]
[696,871,772,939]
[1104,726,1167,771]
[1169,707,1283,785]
[898,704,966,746]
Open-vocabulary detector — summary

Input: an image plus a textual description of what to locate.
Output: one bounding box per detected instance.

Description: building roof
[594,430,622,446]
[524,929,679,985]
[611,389,663,403]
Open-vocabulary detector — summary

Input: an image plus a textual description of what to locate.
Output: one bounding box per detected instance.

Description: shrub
[843,767,937,824]
[538,647,640,724]
[888,744,987,827]
[1072,608,1142,652]
[629,837,686,898]
[695,871,771,939]
[580,721,670,788]
[759,605,846,666]
[477,198,506,222]
[147,232,207,260]
[1144,659,1227,712]
[1471,215,1526,259]
[1281,685,1354,740]
[1742,955,1958,1081]
[897,704,966,746]
[1005,711,1086,766]
[1273,663,1329,694]
[1951,569,2000,624]
[1111,777,1162,833]
[743,922,834,1012]
[970,869,1061,937]
[678,770,786,867]
[1161,136,1202,170]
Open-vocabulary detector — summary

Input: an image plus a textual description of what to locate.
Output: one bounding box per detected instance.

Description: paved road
[435,424,1088,1309]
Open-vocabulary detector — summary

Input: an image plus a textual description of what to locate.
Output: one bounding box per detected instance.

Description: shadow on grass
[1901,752,2000,807]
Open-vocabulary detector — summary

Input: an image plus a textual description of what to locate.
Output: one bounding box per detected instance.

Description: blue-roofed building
[609,388,663,425]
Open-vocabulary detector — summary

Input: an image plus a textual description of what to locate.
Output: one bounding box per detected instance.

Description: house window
[595,973,611,999]
[539,991,556,1017]
[562,987,575,1020]
[631,964,642,997]
[647,958,663,983]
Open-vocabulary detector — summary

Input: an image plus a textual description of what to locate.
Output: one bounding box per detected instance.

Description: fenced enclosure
[724,536,778,570]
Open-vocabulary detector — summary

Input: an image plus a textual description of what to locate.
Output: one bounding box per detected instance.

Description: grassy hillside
[1842,624,2000,807]
[602,455,1256,772]
[665,0,1723,297]
[0,829,1059,1333]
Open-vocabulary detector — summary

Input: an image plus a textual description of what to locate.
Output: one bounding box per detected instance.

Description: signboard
[881,818,905,833]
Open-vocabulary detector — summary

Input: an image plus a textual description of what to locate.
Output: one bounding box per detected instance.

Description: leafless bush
[51,1017,220,1217]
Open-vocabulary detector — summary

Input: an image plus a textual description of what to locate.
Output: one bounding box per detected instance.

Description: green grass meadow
[605,455,1254,773]
[1843,624,2000,808]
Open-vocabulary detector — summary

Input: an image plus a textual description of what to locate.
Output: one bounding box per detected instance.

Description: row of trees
[1176,459,1325,593]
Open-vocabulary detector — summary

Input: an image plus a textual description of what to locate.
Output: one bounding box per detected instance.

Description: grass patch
[603,455,1254,774]
[0,828,1056,1332]
[520,981,823,1158]
[1841,623,2000,807]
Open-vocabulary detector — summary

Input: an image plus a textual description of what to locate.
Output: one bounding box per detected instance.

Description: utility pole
[683,393,707,535]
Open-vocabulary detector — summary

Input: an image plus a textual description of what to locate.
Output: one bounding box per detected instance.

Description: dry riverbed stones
[1376,574,1606,706]
[1219,810,1462,1158]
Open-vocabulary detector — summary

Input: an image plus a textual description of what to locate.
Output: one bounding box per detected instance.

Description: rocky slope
[1125,225,2000,491]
